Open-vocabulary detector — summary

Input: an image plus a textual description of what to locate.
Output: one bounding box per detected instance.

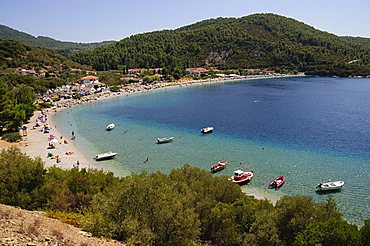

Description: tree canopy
[0,24,115,55]
[71,13,370,76]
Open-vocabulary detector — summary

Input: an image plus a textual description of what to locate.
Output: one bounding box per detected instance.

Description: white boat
[230,170,254,185]
[94,151,117,161]
[157,137,174,144]
[201,126,214,134]
[106,123,115,131]
[316,181,344,192]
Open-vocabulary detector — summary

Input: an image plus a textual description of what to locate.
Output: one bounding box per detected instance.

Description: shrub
[0,147,47,209]
[37,102,52,109]
[46,211,84,227]
[1,132,22,142]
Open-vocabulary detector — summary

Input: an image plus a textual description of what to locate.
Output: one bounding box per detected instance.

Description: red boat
[269,176,285,189]
[231,170,254,185]
[211,160,228,172]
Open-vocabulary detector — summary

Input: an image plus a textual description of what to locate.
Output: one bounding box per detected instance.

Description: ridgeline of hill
[70,13,370,76]
[0,24,115,56]
[0,39,88,72]
[342,36,370,48]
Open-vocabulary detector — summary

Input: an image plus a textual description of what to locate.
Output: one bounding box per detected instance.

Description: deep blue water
[55,77,370,225]
[101,77,370,158]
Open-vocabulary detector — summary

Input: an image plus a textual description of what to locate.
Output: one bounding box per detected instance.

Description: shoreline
[20,109,93,169]
[3,74,368,224]
[8,74,303,201]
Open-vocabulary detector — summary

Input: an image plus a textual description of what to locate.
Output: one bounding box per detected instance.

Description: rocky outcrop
[0,204,124,245]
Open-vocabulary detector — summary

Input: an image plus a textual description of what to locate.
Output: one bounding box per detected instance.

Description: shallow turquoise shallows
[54,77,370,225]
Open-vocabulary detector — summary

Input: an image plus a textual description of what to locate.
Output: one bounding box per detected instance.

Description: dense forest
[342,36,370,48]
[71,13,370,76]
[0,147,369,246]
[0,39,88,72]
[0,24,115,55]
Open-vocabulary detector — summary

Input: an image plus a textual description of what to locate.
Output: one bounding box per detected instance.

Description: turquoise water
[54,77,370,225]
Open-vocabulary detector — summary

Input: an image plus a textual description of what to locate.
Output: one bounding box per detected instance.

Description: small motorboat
[94,151,117,161]
[201,126,214,134]
[316,181,344,192]
[157,137,174,144]
[230,169,254,185]
[268,176,285,189]
[210,160,228,173]
[106,123,115,131]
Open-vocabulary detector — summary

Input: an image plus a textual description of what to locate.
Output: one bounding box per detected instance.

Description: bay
[54,77,370,225]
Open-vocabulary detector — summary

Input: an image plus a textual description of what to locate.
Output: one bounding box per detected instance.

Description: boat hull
[201,127,214,134]
[231,170,254,185]
[210,161,227,173]
[106,123,115,131]
[316,181,344,192]
[232,177,252,185]
[211,166,225,172]
[268,176,285,189]
[157,137,174,144]
[95,152,117,161]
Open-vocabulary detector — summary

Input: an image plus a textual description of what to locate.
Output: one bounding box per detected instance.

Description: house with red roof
[79,75,100,85]
[186,67,209,77]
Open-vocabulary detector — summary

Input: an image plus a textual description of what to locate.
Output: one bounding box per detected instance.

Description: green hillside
[0,24,115,54]
[0,39,87,72]
[0,39,93,130]
[71,13,370,76]
[342,36,370,48]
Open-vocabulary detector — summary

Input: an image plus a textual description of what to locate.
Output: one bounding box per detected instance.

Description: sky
[1,0,369,43]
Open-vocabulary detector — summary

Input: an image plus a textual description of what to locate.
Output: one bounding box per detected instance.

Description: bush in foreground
[0,147,46,209]
[0,148,369,245]
[1,132,22,142]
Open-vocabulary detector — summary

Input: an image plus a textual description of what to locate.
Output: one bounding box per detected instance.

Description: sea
[54,76,370,226]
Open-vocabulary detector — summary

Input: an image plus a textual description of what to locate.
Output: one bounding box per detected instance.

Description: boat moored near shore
[316,181,344,192]
[230,169,254,185]
[201,126,214,134]
[268,176,285,189]
[210,160,227,173]
[106,123,115,131]
[94,151,117,161]
[156,137,174,144]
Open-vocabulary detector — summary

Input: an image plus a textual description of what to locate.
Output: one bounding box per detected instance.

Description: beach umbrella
[50,138,58,143]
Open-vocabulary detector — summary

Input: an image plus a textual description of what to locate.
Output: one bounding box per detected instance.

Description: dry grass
[0,208,9,219]
[52,229,64,240]
[26,219,41,237]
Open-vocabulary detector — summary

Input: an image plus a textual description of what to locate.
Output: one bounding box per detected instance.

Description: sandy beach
[20,109,94,169]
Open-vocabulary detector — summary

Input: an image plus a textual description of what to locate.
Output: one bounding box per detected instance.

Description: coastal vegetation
[0,40,89,131]
[0,75,35,131]
[0,147,369,245]
[71,13,370,76]
[0,73,62,131]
